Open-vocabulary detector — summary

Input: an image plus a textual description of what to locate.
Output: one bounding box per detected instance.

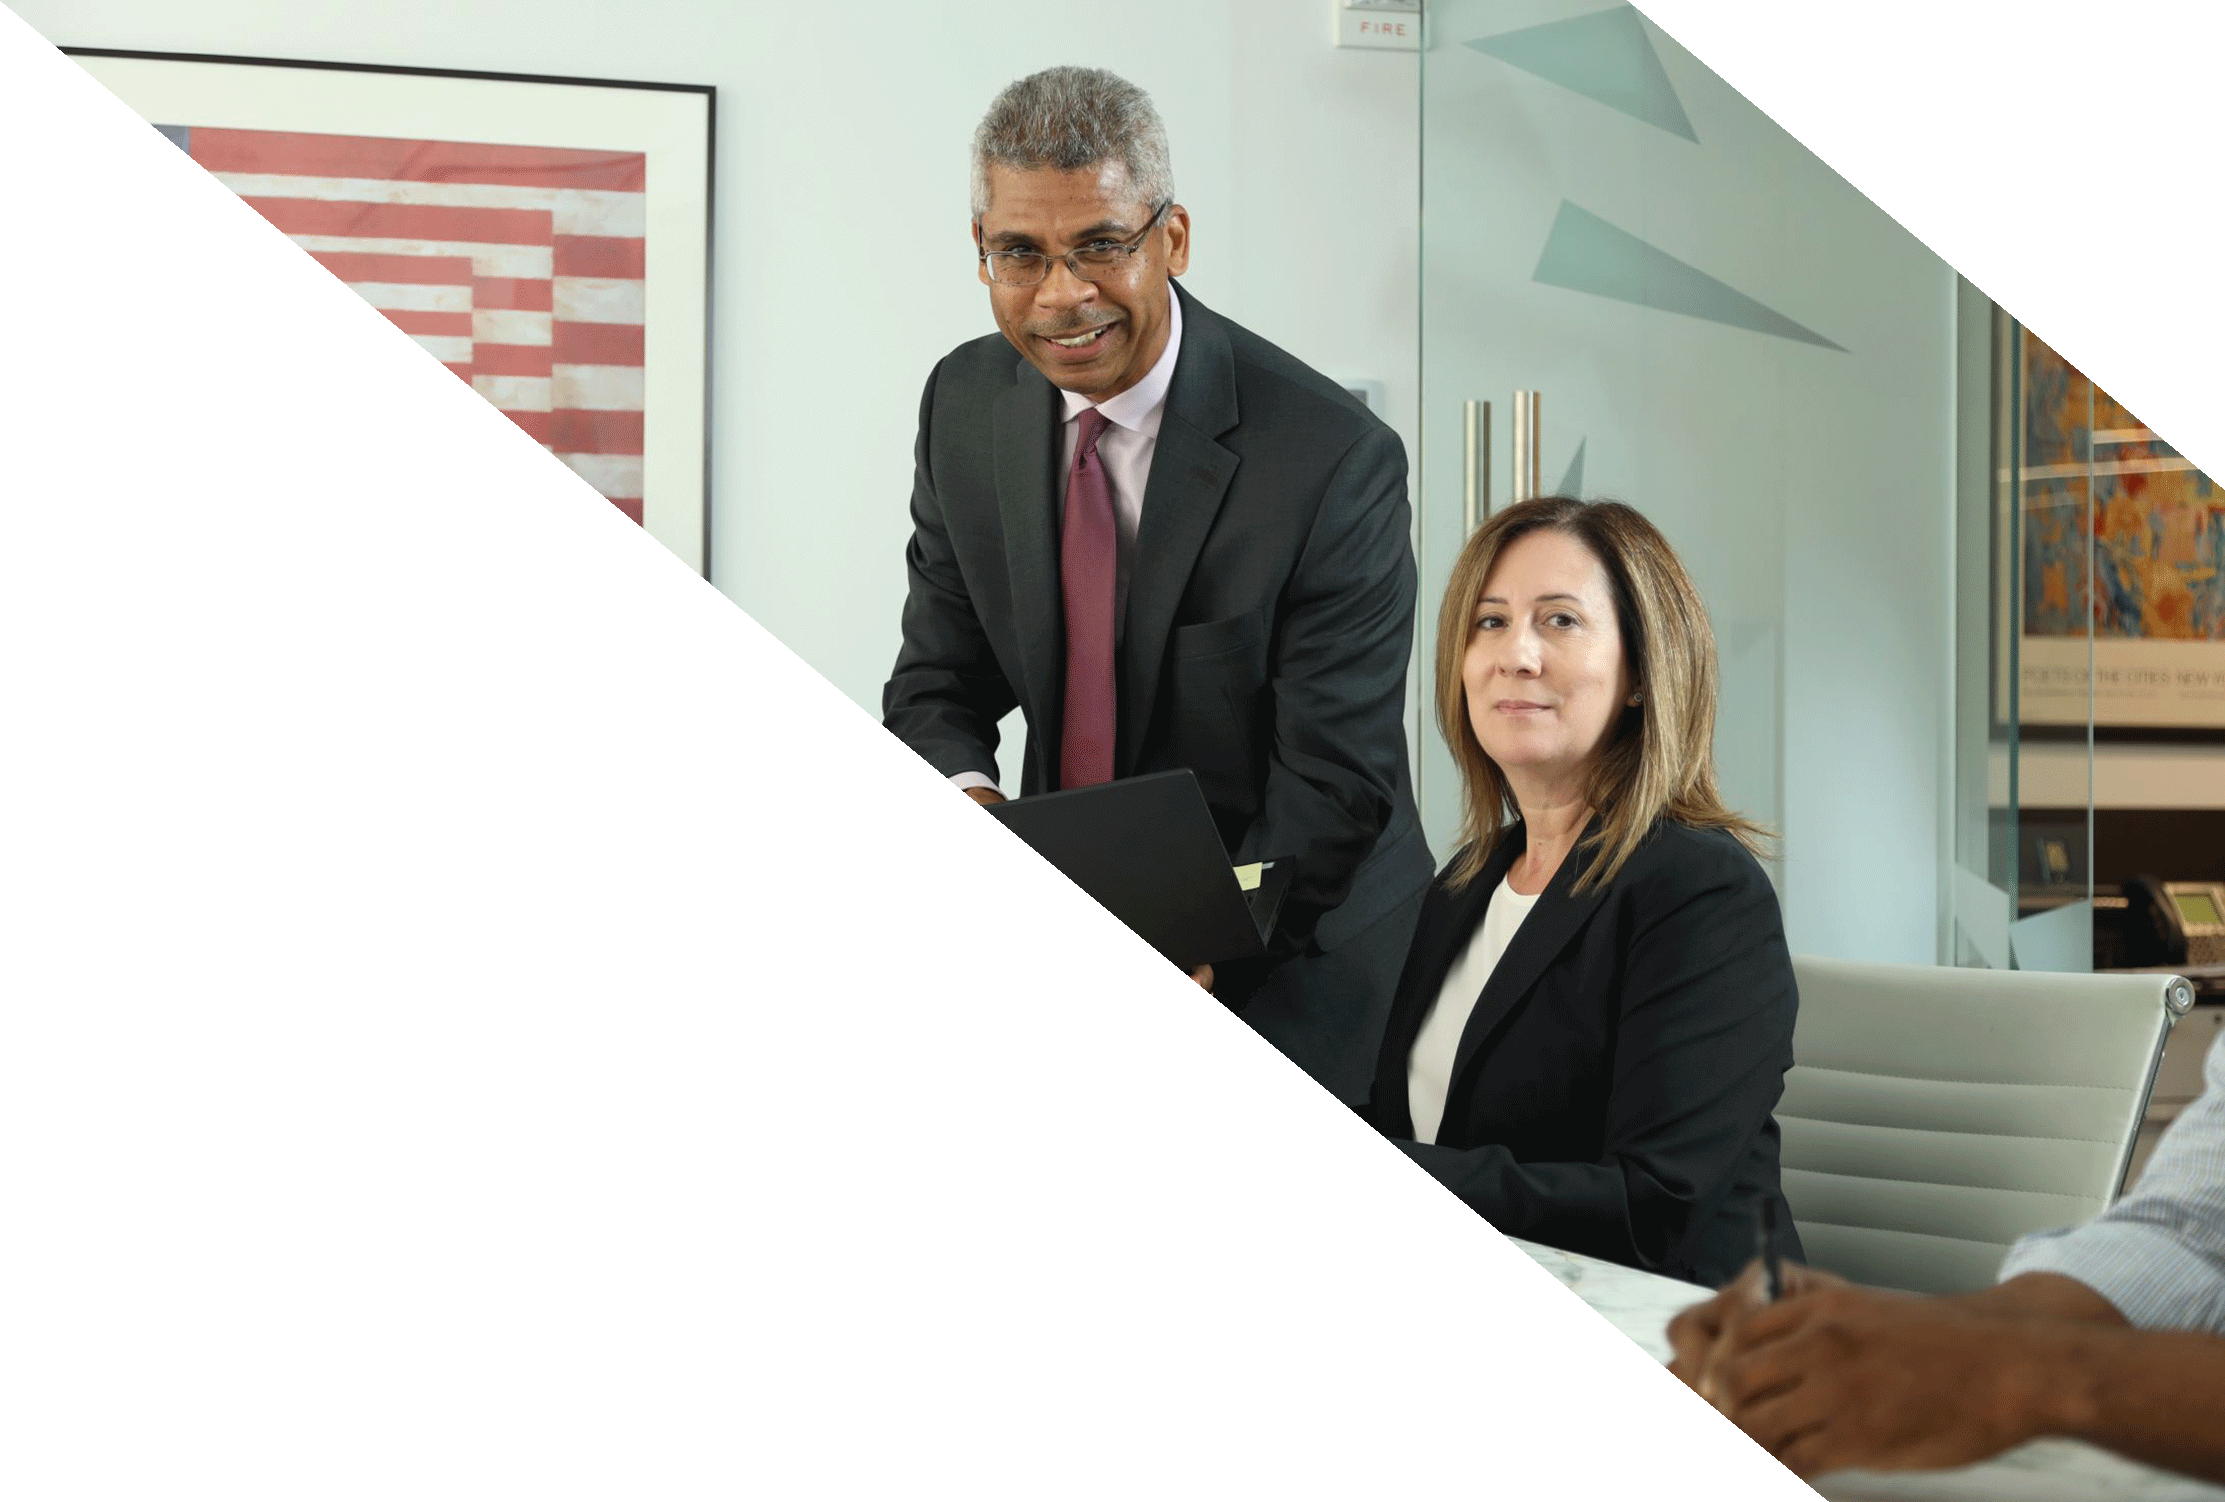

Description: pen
[1756,1199,1784,1301]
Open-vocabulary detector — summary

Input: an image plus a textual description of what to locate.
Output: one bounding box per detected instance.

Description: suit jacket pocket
[1169,609,1263,661]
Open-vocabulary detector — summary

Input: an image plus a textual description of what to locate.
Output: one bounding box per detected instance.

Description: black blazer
[883,283,1432,964]
[1365,819,1801,1287]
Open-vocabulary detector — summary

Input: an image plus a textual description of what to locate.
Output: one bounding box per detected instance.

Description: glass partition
[1945,301,2097,973]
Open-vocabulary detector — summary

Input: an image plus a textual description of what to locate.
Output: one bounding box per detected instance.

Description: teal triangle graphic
[1557,439,1586,497]
[1467,5,1697,143]
[1533,202,1845,351]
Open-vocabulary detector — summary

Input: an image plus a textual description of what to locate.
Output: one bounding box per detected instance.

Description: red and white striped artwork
[166,127,649,525]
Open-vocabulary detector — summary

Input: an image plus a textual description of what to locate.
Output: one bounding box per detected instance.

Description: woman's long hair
[1436,497,1769,892]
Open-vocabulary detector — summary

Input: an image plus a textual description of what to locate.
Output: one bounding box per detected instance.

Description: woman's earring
[1628,690,1644,707]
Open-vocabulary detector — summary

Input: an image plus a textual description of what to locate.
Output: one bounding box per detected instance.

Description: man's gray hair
[970,66,1174,219]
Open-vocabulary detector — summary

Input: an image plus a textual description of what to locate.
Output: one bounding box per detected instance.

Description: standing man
[883,66,1430,1102]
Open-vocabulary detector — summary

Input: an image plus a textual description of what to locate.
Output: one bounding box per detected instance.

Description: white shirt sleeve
[949,770,1002,796]
[1996,1028,2225,1332]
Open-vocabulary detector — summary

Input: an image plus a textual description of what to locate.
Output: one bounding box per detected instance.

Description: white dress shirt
[953,290,1185,797]
[1997,1028,2225,1332]
[1406,874,1540,1145]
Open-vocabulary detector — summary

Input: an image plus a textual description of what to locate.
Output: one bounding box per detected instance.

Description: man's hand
[963,786,1007,807]
[1667,1263,2124,1430]
[1673,1263,2225,1487]
[1667,1259,1848,1406]
[1190,964,1214,992]
[1700,1280,2068,1479]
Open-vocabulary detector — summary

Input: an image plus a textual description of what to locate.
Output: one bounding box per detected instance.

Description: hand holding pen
[1665,1252,2083,1481]
[1666,1201,1838,1404]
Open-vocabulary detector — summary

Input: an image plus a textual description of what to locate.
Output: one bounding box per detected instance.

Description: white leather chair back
[1780,956,2192,1295]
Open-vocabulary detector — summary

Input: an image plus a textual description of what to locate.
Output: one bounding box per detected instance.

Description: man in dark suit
[883,66,1430,1102]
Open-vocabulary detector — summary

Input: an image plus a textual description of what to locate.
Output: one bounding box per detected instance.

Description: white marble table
[1511,1238,2225,1502]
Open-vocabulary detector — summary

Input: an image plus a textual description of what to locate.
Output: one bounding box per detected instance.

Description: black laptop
[987,769,1293,972]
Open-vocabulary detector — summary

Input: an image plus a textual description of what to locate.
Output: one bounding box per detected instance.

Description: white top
[1406,874,1540,1146]
[953,288,1186,797]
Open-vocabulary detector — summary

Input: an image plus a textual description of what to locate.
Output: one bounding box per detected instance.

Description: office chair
[1777,956,2193,1295]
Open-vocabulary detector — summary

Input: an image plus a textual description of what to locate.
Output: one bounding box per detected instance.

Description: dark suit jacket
[884,282,1432,980]
[1364,819,1802,1287]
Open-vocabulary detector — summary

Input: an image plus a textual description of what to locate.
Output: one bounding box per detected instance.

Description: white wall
[22,0,1420,724]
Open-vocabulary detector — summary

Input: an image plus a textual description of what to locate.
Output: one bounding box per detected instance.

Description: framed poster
[67,49,714,577]
[2004,324,2225,733]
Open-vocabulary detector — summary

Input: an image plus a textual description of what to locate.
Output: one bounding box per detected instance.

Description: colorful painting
[2016,330,2225,729]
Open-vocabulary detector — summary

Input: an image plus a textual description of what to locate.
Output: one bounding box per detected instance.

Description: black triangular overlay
[17,14,1806,1477]
[1637,4,2207,482]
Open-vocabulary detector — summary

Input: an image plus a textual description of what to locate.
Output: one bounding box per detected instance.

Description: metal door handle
[1512,389,1541,504]
[1463,399,1489,533]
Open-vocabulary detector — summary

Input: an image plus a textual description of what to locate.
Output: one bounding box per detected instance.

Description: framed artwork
[2001,322,2225,733]
[67,50,714,577]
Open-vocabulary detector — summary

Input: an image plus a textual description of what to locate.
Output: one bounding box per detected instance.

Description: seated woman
[1363,496,1801,1287]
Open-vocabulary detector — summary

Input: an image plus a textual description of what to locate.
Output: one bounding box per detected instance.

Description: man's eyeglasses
[978,200,1172,287]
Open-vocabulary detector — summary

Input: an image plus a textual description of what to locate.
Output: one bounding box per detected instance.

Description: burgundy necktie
[1059,407,1117,790]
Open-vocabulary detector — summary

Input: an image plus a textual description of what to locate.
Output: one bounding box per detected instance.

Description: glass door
[1417,0,2024,963]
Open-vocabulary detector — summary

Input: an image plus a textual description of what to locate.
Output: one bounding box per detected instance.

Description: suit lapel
[992,362,1063,767]
[1119,283,1240,774]
[1445,821,1613,1091]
